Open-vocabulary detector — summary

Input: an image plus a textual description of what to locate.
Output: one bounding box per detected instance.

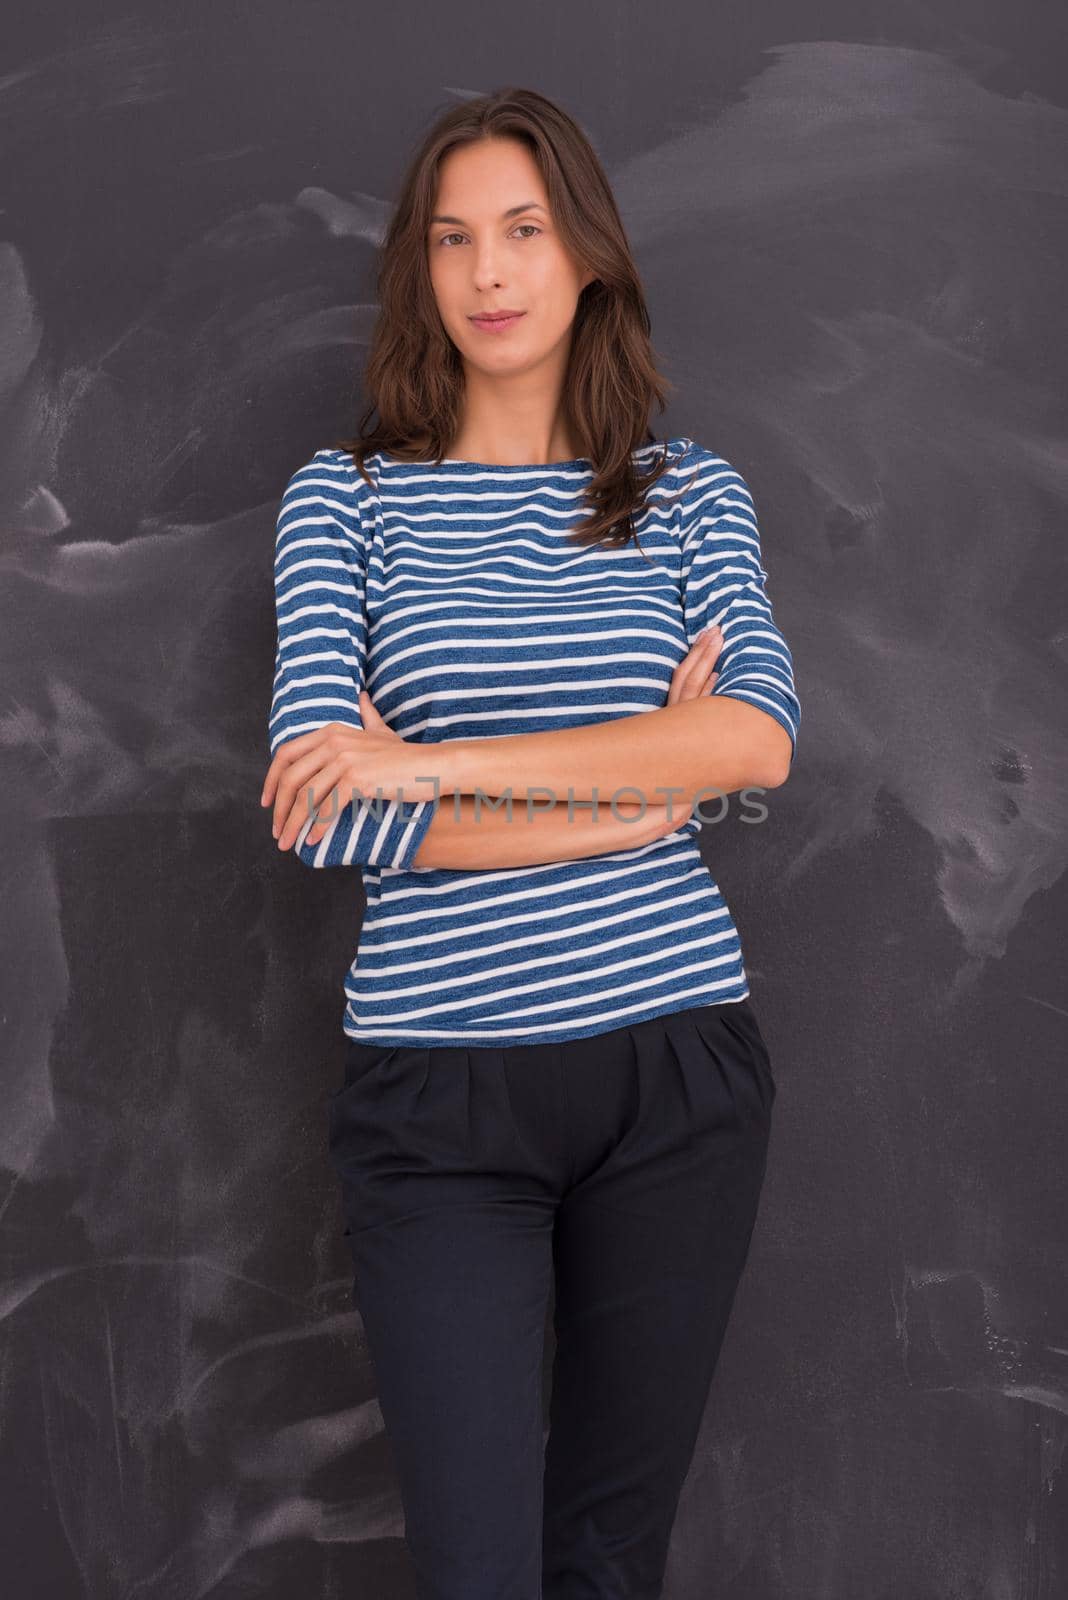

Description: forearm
[436,697,792,810]
[409,793,679,871]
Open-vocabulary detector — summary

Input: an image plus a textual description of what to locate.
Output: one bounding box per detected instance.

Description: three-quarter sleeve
[678,450,801,763]
[268,453,436,870]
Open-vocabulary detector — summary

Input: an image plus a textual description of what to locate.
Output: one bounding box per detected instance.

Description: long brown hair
[335,86,682,551]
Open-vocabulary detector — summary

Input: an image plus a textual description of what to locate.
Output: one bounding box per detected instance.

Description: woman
[260,87,799,1600]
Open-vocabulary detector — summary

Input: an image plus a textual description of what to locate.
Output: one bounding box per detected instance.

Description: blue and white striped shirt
[269,436,800,1046]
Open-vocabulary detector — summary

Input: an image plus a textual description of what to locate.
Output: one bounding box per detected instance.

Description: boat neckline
[373,438,688,473]
[376,451,592,472]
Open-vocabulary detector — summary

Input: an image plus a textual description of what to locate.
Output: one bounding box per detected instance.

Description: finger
[261,749,290,807]
[302,754,372,847]
[271,726,357,839]
[682,627,723,678]
[358,688,384,728]
[280,759,357,852]
[695,625,723,661]
[667,629,723,705]
[272,736,348,843]
[278,756,354,852]
[301,785,343,850]
[261,724,336,807]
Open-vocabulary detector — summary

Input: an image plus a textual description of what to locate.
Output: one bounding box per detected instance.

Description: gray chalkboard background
[4,4,1067,1596]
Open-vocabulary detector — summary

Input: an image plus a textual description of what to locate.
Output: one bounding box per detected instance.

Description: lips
[469,311,526,334]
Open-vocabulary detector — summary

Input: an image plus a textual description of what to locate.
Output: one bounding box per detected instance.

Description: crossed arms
[405,693,793,869]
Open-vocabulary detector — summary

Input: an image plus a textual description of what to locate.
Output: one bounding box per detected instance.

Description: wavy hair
[335,86,680,551]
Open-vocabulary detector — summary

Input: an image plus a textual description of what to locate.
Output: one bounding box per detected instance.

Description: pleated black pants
[328,997,776,1599]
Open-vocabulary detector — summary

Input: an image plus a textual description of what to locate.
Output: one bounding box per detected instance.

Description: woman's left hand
[666,624,722,707]
[261,691,446,852]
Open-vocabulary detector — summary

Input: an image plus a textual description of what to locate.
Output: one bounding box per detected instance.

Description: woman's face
[427,137,596,379]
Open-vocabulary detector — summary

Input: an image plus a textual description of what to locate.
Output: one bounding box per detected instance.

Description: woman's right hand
[666,624,723,707]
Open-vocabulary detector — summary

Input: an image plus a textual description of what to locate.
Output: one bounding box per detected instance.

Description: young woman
[261,87,799,1600]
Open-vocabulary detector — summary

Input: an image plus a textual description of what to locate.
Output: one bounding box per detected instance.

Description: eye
[434,223,543,247]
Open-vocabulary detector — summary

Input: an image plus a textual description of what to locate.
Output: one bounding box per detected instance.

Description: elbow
[752,722,795,790]
[713,690,797,791]
[759,760,791,791]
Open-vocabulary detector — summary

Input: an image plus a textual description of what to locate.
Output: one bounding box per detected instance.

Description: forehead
[431,140,549,220]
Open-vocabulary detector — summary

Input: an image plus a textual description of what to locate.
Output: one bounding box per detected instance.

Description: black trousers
[328,997,776,1600]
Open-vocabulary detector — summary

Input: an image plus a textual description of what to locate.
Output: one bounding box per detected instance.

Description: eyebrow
[429,202,547,225]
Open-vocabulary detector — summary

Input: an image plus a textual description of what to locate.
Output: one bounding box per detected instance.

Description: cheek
[532,252,585,313]
[531,287,580,340]
[428,254,464,312]
[428,264,450,309]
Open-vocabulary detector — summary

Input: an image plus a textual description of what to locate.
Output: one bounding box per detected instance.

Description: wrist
[424,737,474,800]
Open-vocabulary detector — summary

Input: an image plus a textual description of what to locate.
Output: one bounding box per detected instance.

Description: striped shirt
[268,436,800,1046]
